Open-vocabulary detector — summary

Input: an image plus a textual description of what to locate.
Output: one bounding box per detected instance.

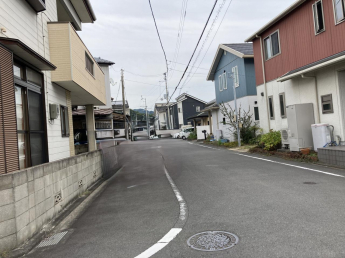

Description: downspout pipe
[256,35,271,131]
[301,74,321,123]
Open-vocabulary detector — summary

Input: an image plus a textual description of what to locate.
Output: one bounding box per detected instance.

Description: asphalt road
[26,138,345,258]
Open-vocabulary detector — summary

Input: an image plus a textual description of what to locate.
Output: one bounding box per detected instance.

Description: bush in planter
[187,131,197,140]
[223,142,238,148]
[259,131,281,151]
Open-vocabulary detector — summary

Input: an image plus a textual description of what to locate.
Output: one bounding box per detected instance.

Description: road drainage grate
[304,182,317,185]
[187,231,238,252]
[37,231,68,248]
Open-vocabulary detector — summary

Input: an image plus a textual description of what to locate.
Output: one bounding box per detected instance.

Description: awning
[200,103,219,112]
[278,50,345,82]
[72,108,113,116]
[0,37,56,71]
[187,112,209,120]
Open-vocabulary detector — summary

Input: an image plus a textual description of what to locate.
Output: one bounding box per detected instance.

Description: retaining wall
[0,150,103,252]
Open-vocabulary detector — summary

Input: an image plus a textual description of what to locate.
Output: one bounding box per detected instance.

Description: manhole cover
[187,231,238,252]
[304,182,317,185]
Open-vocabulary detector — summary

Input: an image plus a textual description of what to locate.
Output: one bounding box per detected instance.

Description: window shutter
[0,45,19,174]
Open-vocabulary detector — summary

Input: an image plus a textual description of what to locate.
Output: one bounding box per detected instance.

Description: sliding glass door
[14,61,47,169]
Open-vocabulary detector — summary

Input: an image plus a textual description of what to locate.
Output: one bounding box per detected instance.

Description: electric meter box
[49,104,59,120]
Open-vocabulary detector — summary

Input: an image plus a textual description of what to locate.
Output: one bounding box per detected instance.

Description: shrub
[223,142,238,148]
[259,131,281,151]
[187,131,197,140]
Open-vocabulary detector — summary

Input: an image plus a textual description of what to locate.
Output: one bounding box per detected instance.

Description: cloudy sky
[78,0,296,110]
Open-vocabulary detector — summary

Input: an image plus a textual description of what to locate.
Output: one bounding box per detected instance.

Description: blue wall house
[206,43,258,140]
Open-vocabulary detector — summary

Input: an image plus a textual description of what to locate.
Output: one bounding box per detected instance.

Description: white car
[179,127,194,140]
[173,132,181,139]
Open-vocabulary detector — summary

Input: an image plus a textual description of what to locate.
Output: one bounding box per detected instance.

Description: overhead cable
[148,0,169,77]
[169,0,219,102]
[180,0,227,93]
[181,0,234,89]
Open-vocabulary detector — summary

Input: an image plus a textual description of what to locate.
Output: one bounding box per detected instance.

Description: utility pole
[142,96,150,138]
[229,72,241,147]
[164,72,171,130]
[121,69,128,140]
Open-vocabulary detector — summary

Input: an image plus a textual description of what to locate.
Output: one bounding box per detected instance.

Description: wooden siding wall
[0,46,19,174]
[253,0,345,86]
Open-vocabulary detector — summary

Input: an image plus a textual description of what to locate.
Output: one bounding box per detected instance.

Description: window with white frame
[264,31,280,60]
[196,106,200,112]
[268,96,275,120]
[254,107,260,121]
[279,93,287,118]
[313,0,325,34]
[219,72,227,91]
[219,74,223,91]
[222,72,227,90]
[232,66,239,87]
[334,0,345,23]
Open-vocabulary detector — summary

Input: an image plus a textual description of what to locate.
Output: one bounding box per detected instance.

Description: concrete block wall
[0,150,102,252]
[318,148,345,167]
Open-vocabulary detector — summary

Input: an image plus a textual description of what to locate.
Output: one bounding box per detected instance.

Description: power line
[168,0,189,81]
[180,0,227,93]
[180,0,234,89]
[125,70,163,78]
[168,60,209,70]
[111,66,163,78]
[169,0,219,102]
[169,68,207,75]
[124,79,162,87]
[148,0,169,77]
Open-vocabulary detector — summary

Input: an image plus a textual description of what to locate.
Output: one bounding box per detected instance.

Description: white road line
[158,228,183,243]
[237,153,345,178]
[134,168,187,258]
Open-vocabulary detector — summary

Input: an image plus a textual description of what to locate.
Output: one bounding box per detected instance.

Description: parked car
[173,132,181,139]
[179,127,194,140]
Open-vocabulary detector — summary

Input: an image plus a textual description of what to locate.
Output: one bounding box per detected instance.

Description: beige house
[0,0,107,252]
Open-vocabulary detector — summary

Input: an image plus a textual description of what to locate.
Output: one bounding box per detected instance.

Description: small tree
[219,103,259,144]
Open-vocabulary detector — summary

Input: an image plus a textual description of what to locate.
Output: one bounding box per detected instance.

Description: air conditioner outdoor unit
[280,129,289,146]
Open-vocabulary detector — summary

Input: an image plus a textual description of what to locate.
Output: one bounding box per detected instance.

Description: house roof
[245,0,307,42]
[112,100,129,108]
[206,99,216,106]
[223,44,254,56]
[278,50,345,82]
[207,43,253,81]
[94,57,115,66]
[187,112,209,120]
[70,0,97,23]
[155,105,167,113]
[200,102,219,112]
[176,93,207,104]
